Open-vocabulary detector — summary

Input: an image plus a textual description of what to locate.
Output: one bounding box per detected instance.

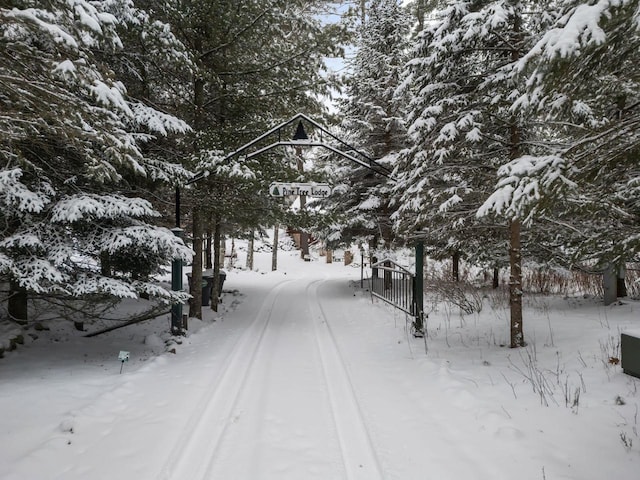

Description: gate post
[413,240,425,336]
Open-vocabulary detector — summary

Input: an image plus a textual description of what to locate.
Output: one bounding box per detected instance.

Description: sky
[1,233,639,479]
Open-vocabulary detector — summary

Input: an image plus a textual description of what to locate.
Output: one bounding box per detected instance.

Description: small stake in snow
[118,351,130,374]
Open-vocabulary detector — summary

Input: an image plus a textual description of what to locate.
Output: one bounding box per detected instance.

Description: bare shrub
[426,267,484,315]
[435,281,483,314]
[523,267,571,294]
[424,259,640,314]
[626,265,640,299]
[600,333,621,369]
[508,346,557,407]
[521,266,603,297]
[485,285,509,310]
[520,263,640,298]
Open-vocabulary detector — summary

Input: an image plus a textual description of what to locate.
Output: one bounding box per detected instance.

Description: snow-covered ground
[1,235,639,480]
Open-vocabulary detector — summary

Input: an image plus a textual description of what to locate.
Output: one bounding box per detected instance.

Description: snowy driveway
[156,271,510,480]
[2,252,639,479]
[0,262,496,480]
[160,276,384,480]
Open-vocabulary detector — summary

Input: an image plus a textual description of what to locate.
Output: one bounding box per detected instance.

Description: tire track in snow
[307,279,385,480]
[157,279,292,480]
[184,277,350,480]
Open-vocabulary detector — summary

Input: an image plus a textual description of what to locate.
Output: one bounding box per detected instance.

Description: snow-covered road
[2,249,640,480]
[156,268,535,480]
[160,276,384,480]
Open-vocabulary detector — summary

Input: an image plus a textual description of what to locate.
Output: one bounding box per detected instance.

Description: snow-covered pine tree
[395,0,548,347]
[395,1,496,269]
[0,0,192,324]
[101,0,196,186]
[319,0,411,251]
[480,0,640,278]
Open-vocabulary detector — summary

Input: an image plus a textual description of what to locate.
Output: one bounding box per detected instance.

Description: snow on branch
[143,158,194,184]
[103,226,192,263]
[52,59,77,78]
[5,7,79,49]
[130,103,191,136]
[131,280,191,304]
[0,253,10,271]
[0,168,52,213]
[478,155,577,222]
[439,194,463,213]
[11,258,69,294]
[50,194,159,223]
[0,233,44,251]
[89,80,132,116]
[358,195,381,211]
[70,274,140,299]
[195,150,257,181]
[519,0,631,64]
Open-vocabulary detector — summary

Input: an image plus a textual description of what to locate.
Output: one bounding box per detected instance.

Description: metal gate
[370,258,425,337]
[370,258,418,318]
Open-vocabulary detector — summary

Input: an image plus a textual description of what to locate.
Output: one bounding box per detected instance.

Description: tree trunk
[8,278,28,325]
[219,232,226,268]
[188,33,205,319]
[493,267,500,289]
[211,216,222,312]
[100,251,111,277]
[416,0,426,31]
[272,224,279,271]
[603,265,617,305]
[205,224,213,270]
[507,16,524,347]
[509,219,524,348]
[246,230,254,270]
[194,61,205,131]
[384,259,392,290]
[452,251,460,282]
[189,208,203,319]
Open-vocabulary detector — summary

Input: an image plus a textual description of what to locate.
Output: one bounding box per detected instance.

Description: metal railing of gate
[370,259,416,317]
